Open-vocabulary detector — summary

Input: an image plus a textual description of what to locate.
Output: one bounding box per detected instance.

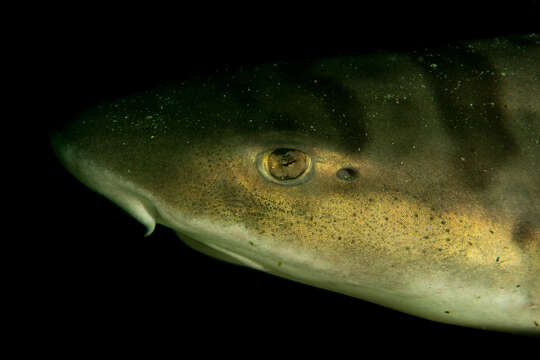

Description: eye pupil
[283,159,296,167]
[268,148,308,180]
[336,167,358,181]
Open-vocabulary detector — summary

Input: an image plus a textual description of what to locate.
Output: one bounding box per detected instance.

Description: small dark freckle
[489,230,494,234]
[249,241,254,246]
[393,197,398,201]
[310,216,314,221]
[338,236,342,240]
[405,246,410,250]
[441,220,446,225]
[459,219,463,223]
[353,212,357,217]
[422,249,426,254]
[423,235,429,239]
[438,248,442,252]
[414,213,418,218]
[444,310,451,314]
[446,238,450,242]
[350,239,355,244]
[445,229,450,233]
[429,216,434,221]
[468,241,473,246]
[368,198,373,202]
[384,217,389,221]
[516,284,521,288]
[535,321,539,327]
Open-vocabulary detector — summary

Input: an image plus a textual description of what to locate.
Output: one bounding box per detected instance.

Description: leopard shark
[51,34,539,335]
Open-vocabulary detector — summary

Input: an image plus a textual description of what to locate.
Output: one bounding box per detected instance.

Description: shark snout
[51,133,158,236]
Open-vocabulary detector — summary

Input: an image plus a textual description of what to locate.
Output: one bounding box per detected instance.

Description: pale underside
[58,146,540,335]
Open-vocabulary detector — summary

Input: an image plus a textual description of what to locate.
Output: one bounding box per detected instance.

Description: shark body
[52,34,539,335]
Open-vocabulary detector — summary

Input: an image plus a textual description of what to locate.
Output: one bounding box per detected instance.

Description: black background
[32,1,540,352]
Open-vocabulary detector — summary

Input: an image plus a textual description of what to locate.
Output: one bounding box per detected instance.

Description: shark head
[52,36,539,336]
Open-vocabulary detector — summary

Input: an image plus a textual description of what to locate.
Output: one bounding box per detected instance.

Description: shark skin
[51,34,540,336]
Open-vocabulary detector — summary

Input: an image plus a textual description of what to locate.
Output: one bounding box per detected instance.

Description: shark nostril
[336,167,358,181]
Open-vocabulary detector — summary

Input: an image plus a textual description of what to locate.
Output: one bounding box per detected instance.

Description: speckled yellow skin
[53,35,539,335]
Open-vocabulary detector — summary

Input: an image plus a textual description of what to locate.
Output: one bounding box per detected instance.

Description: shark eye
[268,149,308,180]
[256,148,313,186]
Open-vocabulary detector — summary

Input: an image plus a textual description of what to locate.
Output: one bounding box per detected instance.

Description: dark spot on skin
[336,167,359,181]
[384,217,389,221]
[393,197,398,201]
[489,230,494,234]
[444,311,451,314]
[278,261,283,267]
[512,220,537,252]
[352,212,357,217]
[338,236,342,240]
[368,198,374,202]
[249,241,254,246]
[516,284,521,288]
[468,241,473,246]
[446,238,450,242]
[414,213,418,218]
[405,246,410,251]
[438,248,442,252]
[445,229,450,233]
[423,235,429,239]
[441,220,446,225]
[429,216,434,221]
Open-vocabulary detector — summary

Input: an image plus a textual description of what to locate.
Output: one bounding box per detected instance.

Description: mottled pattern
[52,34,539,335]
